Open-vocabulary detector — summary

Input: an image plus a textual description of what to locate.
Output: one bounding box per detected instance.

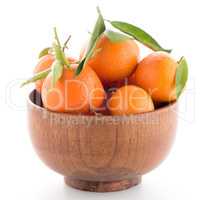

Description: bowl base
[64,176,141,192]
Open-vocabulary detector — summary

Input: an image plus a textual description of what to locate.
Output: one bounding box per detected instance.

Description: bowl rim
[27,89,178,119]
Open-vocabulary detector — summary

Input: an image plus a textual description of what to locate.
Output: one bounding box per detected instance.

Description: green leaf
[85,37,101,60]
[76,39,102,76]
[53,27,62,47]
[53,43,65,64]
[75,58,86,76]
[21,68,51,87]
[51,61,63,87]
[176,57,188,98]
[105,30,131,43]
[38,47,52,58]
[109,21,171,53]
[53,28,70,67]
[86,6,106,57]
[75,7,106,76]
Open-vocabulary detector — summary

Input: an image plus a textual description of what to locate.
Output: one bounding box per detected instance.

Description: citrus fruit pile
[22,8,188,116]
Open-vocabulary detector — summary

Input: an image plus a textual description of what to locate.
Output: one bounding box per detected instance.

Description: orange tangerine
[134,52,177,102]
[108,85,154,115]
[87,33,139,84]
[41,65,105,113]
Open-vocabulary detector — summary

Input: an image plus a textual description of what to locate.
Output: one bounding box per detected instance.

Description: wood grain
[27,90,178,192]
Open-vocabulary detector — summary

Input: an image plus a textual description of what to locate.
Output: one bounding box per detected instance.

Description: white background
[0,0,199,199]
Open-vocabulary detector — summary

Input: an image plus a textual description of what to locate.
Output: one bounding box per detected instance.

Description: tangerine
[41,65,105,113]
[134,52,177,102]
[108,85,154,115]
[87,33,139,84]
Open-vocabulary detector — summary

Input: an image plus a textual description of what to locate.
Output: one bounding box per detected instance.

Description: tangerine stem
[62,35,72,51]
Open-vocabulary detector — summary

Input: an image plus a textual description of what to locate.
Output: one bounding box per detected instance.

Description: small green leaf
[51,61,63,87]
[53,43,66,65]
[86,6,106,57]
[176,57,188,98]
[21,68,51,87]
[75,58,86,76]
[75,6,106,75]
[85,37,101,60]
[38,47,52,58]
[105,30,131,43]
[53,27,62,47]
[109,21,171,53]
[53,28,70,67]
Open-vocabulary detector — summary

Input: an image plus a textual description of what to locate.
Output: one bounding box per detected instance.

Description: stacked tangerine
[22,8,188,116]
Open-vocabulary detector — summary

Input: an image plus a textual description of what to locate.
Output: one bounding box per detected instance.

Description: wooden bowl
[27,90,178,192]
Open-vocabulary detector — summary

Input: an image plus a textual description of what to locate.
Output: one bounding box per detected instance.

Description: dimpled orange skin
[41,65,105,113]
[34,55,77,93]
[108,85,154,116]
[87,34,139,84]
[134,52,177,102]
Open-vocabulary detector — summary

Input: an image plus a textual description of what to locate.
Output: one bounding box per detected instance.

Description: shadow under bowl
[27,90,178,192]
